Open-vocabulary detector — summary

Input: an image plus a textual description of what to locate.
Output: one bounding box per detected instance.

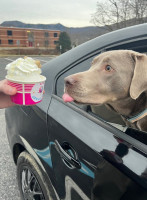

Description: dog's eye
[105,65,112,72]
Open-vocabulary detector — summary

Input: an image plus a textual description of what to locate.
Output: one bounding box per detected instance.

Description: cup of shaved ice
[5,57,46,105]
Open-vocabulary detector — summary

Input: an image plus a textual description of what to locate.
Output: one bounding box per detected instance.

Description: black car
[6,23,147,200]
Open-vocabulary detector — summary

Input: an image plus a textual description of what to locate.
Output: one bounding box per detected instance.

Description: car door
[47,41,147,200]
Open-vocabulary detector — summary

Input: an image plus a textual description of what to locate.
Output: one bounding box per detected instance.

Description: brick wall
[0,27,60,49]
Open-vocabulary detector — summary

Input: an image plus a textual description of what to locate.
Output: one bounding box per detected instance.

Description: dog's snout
[64,76,77,87]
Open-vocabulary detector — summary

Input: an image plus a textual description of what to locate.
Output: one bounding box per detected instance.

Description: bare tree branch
[91,0,147,31]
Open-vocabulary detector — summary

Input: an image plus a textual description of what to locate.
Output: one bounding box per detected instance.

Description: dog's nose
[64,76,77,87]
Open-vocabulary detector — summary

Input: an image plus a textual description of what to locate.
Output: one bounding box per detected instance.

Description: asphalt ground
[0,56,54,199]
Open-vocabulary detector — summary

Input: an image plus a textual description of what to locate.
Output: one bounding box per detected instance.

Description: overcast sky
[0,0,98,27]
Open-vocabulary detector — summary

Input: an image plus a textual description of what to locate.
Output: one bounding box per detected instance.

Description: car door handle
[55,140,81,169]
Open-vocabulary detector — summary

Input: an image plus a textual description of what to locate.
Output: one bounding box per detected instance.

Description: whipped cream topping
[6,57,46,82]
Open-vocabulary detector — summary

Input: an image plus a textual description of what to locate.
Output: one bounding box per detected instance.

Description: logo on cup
[31,83,44,102]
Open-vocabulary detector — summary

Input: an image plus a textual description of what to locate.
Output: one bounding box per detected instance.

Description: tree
[91,0,147,31]
[57,32,71,54]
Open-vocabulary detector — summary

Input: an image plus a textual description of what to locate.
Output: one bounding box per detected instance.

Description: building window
[7,30,13,36]
[8,40,13,45]
[44,32,49,37]
[54,41,59,45]
[54,33,58,37]
[45,40,49,47]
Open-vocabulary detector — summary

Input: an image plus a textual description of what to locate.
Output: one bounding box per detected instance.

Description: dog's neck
[107,92,147,119]
[127,108,147,123]
[107,92,147,131]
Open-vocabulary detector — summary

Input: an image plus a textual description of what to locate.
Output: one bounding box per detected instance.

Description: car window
[56,40,147,142]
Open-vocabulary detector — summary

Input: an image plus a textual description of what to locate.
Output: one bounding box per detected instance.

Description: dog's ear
[130,52,147,99]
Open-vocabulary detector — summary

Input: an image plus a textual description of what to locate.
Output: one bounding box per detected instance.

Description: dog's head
[63,50,147,105]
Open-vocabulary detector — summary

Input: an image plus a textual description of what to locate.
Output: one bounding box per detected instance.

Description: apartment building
[0,26,60,49]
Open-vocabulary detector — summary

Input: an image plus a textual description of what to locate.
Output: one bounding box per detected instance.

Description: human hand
[0,79,17,108]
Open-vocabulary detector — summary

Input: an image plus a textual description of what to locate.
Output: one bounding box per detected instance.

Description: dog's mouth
[62,93,74,103]
[62,93,101,106]
[62,93,86,104]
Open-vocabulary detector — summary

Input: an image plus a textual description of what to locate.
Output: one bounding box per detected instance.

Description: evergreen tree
[57,32,71,54]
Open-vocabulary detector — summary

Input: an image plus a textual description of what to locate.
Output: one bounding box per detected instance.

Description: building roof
[0,26,60,32]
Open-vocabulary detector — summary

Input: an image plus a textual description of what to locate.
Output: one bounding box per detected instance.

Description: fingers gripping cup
[5,57,46,105]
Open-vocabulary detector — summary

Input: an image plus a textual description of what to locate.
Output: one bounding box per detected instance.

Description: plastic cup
[7,77,46,105]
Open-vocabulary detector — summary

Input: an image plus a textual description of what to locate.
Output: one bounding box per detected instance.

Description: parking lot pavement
[0,56,54,199]
[0,109,21,199]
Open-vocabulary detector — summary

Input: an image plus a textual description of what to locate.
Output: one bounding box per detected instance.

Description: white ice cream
[6,57,46,82]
